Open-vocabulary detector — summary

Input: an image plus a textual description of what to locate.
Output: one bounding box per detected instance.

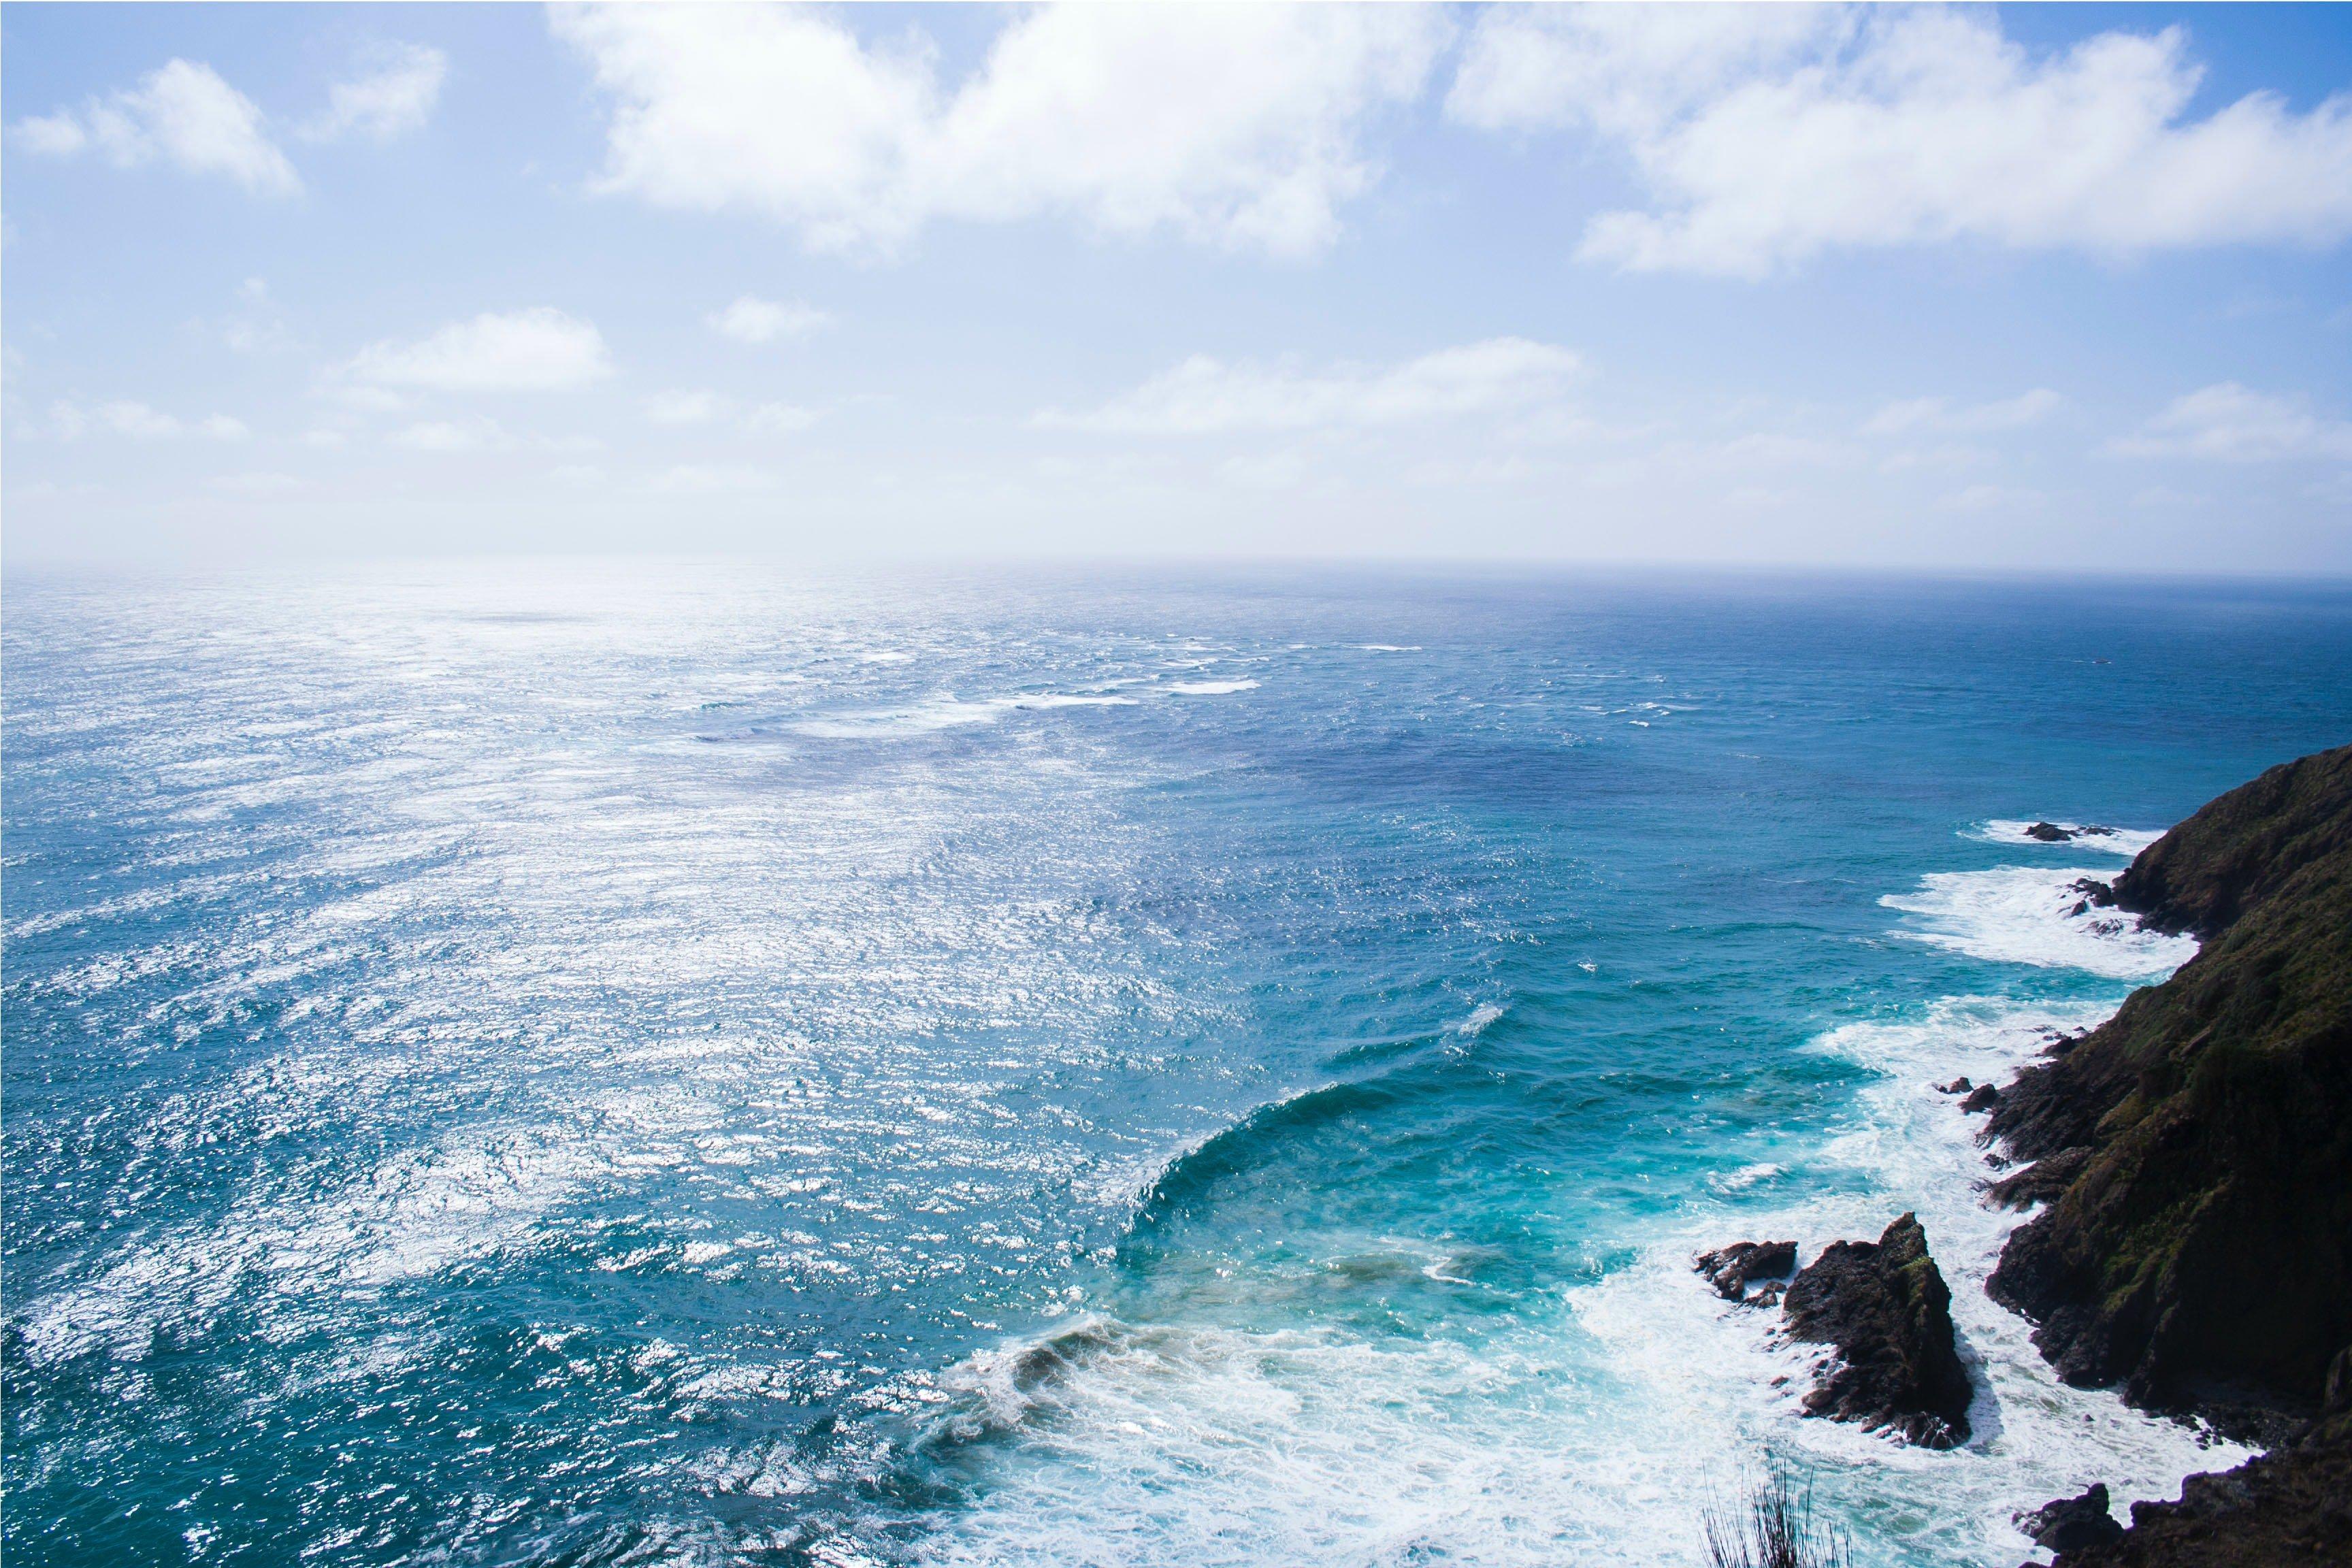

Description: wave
[909,853,2240,1565]
[919,998,2255,1567]
[1168,680,1258,696]
[1881,866,2197,980]
[1974,820,2161,855]
[1128,1079,1403,1228]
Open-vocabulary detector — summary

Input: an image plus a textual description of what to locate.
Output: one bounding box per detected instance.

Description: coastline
[1690,747,2352,1567]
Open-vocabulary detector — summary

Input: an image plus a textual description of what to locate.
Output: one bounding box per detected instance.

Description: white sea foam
[1976,820,2161,855]
[926,994,2252,1568]
[16,1086,723,1367]
[921,845,2238,1567]
[1707,1161,1785,1194]
[1168,679,1259,696]
[1882,867,2197,980]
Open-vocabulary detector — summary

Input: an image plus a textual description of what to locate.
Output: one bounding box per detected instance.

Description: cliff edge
[1985,742,2352,1433]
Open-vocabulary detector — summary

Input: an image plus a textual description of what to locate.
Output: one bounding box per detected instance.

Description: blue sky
[5,2,2351,570]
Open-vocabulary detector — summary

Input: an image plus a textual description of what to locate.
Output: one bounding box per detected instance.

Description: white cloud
[97,402,184,439]
[551,2,1446,256]
[550,463,608,487]
[639,390,817,434]
[1217,450,1314,489]
[216,277,300,356]
[210,471,305,495]
[709,296,830,344]
[35,399,250,440]
[743,404,818,435]
[2111,382,2352,462]
[12,59,298,195]
[321,384,414,414]
[1938,483,2046,512]
[304,44,448,142]
[347,308,613,393]
[391,416,508,452]
[644,388,732,425]
[1451,6,2352,275]
[303,428,348,450]
[649,463,778,493]
[1451,3,1844,140]
[1041,338,1582,435]
[1863,389,2063,436]
[742,402,819,435]
[1707,431,1863,469]
[223,318,299,355]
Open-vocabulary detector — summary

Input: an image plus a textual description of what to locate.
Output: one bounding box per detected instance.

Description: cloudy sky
[6,2,2351,570]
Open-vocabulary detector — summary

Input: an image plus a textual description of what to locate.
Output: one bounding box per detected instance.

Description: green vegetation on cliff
[1987,742,2352,1433]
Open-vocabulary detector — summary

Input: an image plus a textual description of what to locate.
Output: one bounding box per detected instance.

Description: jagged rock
[1961,1082,2002,1113]
[1695,1239,1797,1303]
[2021,1484,2125,1554]
[1938,1077,1973,1094]
[1782,1213,1973,1448]
[2027,821,2075,842]
[1986,743,2352,1433]
[2068,877,2120,916]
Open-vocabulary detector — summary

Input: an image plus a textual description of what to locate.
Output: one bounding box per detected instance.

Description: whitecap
[1456,1002,1507,1038]
[1705,1162,1784,1194]
[1168,680,1259,696]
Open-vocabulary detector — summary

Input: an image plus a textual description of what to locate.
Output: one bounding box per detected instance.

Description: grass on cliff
[1702,1471,1852,1568]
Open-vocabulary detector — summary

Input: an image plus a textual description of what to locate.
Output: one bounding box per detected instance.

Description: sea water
[7,563,2351,1567]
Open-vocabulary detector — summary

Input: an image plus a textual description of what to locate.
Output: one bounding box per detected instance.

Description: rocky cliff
[1984,742,2352,1437]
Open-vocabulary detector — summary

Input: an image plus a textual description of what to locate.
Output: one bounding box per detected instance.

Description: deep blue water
[6,564,2350,1567]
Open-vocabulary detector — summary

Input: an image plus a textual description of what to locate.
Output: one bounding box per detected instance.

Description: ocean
[7,562,2351,1567]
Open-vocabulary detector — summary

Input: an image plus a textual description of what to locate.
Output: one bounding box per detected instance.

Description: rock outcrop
[2021,1484,2125,1554]
[1696,1239,1797,1304]
[1984,742,2352,1436]
[1783,1213,1973,1448]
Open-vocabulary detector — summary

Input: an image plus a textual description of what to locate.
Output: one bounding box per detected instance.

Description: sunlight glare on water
[7,561,2349,1567]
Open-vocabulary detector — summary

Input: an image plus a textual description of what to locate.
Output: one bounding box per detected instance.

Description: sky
[4,1,2351,572]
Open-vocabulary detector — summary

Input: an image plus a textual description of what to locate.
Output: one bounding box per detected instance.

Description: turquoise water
[7,564,2350,1567]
